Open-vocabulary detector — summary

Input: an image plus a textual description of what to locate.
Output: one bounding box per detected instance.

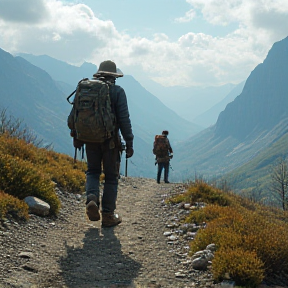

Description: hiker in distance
[67,60,134,227]
[153,130,173,184]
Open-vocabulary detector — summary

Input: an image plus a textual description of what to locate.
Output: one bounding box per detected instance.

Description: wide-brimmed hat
[93,60,123,78]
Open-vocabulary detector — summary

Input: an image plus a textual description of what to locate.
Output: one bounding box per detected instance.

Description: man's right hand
[125,141,134,158]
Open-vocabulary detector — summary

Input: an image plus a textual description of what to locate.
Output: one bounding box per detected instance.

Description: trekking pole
[125,157,128,177]
[74,147,77,163]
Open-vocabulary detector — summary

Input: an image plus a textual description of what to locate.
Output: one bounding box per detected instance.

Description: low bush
[38,150,86,193]
[0,112,86,221]
[0,133,38,162]
[0,133,86,194]
[168,181,232,207]
[169,180,288,286]
[0,152,60,215]
[185,204,241,225]
[0,191,29,221]
[212,248,264,287]
[189,206,245,253]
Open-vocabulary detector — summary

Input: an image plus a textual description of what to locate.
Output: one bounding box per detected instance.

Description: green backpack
[67,78,116,143]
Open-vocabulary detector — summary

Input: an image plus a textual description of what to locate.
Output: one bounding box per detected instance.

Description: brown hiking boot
[86,195,100,221]
[101,212,122,227]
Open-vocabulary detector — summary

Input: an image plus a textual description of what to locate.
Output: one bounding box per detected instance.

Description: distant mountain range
[173,36,288,191]
[192,81,245,127]
[2,35,287,191]
[144,79,238,123]
[17,53,97,87]
[18,53,240,129]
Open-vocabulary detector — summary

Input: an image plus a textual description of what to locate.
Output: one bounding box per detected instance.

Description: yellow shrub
[241,213,288,275]
[39,150,86,193]
[0,133,38,162]
[168,181,232,206]
[171,181,288,285]
[0,129,87,221]
[212,248,264,287]
[0,134,86,194]
[185,204,241,225]
[0,153,60,215]
[0,191,29,221]
[190,223,243,254]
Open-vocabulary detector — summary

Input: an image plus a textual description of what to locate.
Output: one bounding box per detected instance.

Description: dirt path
[0,177,215,288]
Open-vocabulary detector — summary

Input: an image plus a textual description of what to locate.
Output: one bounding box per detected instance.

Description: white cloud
[0,0,288,87]
[0,0,120,63]
[0,0,48,23]
[185,0,288,39]
[175,9,196,23]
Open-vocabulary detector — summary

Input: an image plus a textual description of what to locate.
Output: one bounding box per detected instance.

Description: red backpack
[153,135,169,157]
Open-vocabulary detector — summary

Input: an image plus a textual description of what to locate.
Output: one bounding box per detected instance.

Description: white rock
[168,235,178,241]
[24,196,50,216]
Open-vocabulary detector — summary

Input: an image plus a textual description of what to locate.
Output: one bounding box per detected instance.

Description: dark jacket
[109,84,134,143]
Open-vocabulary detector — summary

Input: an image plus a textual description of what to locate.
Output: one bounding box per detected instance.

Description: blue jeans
[85,141,120,212]
[157,162,169,183]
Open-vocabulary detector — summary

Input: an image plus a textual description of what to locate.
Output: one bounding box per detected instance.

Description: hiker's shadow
[60,227,141,288]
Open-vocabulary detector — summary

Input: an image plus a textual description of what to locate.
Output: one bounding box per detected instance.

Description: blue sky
[83,0,237,40]
[0,0,288,87]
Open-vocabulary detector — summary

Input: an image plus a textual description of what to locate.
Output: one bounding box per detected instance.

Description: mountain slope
[224,131,288,193]
[0,48,71,153]
[215,38,288,140]
[173,36,288,183]
[193,81,245,127]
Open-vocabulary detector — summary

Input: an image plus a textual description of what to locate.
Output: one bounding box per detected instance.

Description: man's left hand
[73,138,83,149]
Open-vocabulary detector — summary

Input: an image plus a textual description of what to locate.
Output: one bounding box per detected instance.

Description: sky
[0,0,288,87]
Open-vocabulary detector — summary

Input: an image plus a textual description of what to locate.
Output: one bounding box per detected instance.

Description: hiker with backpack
[67,60,134,227]
[153,130,173,184]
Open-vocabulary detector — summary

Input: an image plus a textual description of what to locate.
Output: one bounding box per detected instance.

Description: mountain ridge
[173,36,288,185]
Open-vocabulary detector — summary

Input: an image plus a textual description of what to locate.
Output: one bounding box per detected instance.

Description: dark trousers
[157,162,169,183]
[85,141,119,212]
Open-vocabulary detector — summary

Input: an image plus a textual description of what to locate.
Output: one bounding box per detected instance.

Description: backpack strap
[67,78,89,104]
[67,89,76,104]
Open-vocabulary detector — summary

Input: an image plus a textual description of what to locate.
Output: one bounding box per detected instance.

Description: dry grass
[0,132,86,218]
[168,180,288,287]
